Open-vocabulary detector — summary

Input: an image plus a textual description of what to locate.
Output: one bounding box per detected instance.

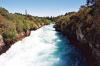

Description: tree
[87,0,95,5]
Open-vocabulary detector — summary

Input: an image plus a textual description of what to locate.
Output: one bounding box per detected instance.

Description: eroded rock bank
[0,24,46,55]
[54,0,100,66]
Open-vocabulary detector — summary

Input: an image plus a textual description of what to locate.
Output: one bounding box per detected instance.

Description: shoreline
[0,24,48,55]
[54,25,98,66]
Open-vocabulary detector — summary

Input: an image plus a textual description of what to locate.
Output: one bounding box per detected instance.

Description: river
[0,24,86,66]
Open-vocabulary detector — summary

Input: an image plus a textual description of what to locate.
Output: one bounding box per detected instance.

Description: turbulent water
[0,24,86,66]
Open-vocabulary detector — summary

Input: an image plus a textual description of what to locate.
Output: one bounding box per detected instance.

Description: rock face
[93,0,100,65]
[0,35,7,54]
[0,25,43,55]
[0,35,5,50]
[55,22,98,66]
[54,0,100,66]
[0,32,30,55]
[55,16,100,66]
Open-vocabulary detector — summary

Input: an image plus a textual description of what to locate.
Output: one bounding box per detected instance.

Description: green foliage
[0,7,9,16]
[2,21,17,41]
[0,7,52,42]
[55,6,95,36]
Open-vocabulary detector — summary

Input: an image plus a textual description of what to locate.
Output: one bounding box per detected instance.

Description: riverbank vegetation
[0,7,53,54]
[0,7,53,42]
[0,0,100,66]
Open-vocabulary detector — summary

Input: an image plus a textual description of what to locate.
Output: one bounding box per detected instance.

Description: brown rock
[0,35,5,50]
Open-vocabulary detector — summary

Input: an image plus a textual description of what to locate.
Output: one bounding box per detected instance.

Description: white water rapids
[0,24,86,66]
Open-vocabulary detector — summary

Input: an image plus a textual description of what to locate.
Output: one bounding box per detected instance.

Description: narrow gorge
[0,25,87,66]
[0,0,99,66]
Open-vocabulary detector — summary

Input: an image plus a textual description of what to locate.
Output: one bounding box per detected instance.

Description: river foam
[0,24,86,66]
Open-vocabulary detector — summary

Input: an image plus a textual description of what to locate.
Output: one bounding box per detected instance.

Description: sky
[0,0,86,17]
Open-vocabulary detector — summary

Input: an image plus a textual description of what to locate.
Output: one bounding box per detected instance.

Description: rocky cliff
[54,0,100,66]
[0,35,5,53]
